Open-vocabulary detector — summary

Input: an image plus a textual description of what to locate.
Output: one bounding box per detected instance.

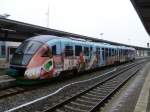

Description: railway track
[6,60,147,112]
[0,86,26,99]
[0,75,16,90]
[0,61,134,100]
[0,60,144,101]
[0,84,53,100]
[41,62,144,112]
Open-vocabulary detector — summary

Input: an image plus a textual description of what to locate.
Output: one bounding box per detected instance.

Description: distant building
[0,41,20,62]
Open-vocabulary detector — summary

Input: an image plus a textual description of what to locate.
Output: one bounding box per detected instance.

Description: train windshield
[10,40,43,66]
[15,40,43,54]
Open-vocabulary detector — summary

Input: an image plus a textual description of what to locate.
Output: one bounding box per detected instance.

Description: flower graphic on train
[40,47,55,79]
[77,52,86,71]
[24,67,41,79]
[88,52,98,69]
[40,59,54,79]
[43,59,53,72]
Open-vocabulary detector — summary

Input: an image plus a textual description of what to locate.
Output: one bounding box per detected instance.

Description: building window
[1,45,5,57]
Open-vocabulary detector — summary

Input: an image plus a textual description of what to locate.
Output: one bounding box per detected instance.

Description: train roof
[27,35,62,43]
[25,35,136,50]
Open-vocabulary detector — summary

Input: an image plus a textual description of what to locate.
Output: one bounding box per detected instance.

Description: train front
[6,38,54,84]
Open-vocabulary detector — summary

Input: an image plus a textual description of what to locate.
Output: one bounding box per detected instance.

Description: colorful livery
[7,35,136,84]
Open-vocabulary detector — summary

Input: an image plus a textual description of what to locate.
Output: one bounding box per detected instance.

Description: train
[6,35,136,84]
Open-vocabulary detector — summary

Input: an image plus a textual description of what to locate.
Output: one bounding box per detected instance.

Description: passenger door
[62,41,74,70]
[83,46,90,69]
[50,40,63,74]
[101,48,105,66]
[96,47,101,66]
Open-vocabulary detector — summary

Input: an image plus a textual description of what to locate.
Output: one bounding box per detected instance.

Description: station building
[0,41,20,68]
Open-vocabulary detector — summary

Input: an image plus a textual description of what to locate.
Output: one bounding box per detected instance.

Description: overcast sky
[0,0,149,47]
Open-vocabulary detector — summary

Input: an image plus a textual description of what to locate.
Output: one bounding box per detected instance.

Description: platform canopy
[131,0,150,35]
[0,18,149,50]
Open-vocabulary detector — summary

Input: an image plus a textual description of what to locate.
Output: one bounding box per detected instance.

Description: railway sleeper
[63,105,87,112]
[68,101,93,110]
[89,90,109,95]
[96,86,114,90]
[93,88,113,93]
[102,82,118,87]
[94,88,113,91]
[89,90,110,95]
[55,109,65,112]
[81,95,102,101]
[86,93,101,98]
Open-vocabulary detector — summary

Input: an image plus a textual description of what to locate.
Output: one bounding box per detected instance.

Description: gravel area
[0,60,146,112]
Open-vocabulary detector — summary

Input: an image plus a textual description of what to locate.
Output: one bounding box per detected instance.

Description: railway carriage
[6,35,136,84]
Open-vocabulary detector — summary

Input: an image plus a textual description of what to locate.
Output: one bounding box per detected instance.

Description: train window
[84,47,89,56]
[125,50,128,55]
[105,48,108,57]
[119,49,121,56]
[96,48,100,54]
[96,48,100,52]
[65,46,73,56]
[114,49,116,56]
[121,49,123,56]
[52,45,56,55]
[42,48,52,57]
[102,48,104,60]
[112,49,114,56]
[123,50,126,55]
[75,45,82,56]
[115,49,117,56]
[90,47,93,51]
[109,49,111,56]
[116,49,118,56]
[15,40,42,54]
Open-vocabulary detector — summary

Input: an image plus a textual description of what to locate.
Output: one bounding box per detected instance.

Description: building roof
[0,18,149,50]
[130,0,150,35]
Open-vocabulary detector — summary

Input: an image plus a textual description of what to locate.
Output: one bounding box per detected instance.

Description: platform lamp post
[128,38,131,45]
[0,13,10,58]
[100,33,104,39]
[46,4,50,28]
[147,43,149,48]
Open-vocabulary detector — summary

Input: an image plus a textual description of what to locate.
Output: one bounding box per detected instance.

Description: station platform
[134,63,150,112]
[101,61,150,112]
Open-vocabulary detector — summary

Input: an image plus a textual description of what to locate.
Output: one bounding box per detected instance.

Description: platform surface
[101,62,150,112]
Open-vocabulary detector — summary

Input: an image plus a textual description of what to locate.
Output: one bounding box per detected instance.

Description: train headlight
[24,67,41,79]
